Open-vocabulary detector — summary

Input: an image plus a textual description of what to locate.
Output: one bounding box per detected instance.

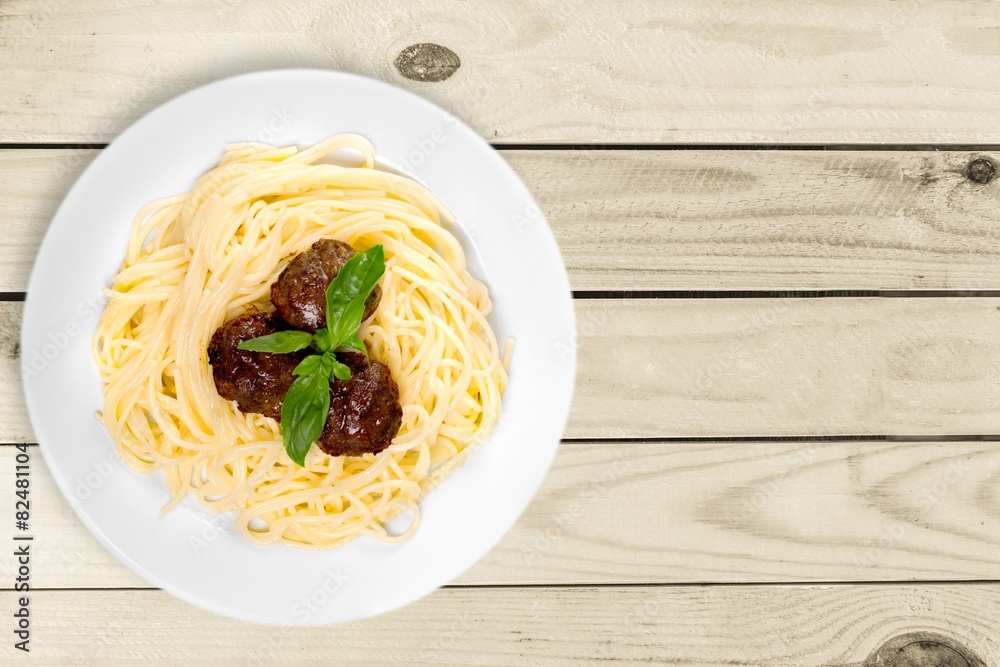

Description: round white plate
[21,70,576,625]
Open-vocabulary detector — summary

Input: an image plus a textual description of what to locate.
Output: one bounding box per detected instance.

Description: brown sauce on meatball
[207,310,302,420]
[208,240,402,458]
[270,239,381,333]
[316,351,403,457]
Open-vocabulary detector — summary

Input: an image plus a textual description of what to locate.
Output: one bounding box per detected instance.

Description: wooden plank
[0,151,93,292]
[2,1,1000,143]
[11,297,1000,441]
[0,304,25,441]
[571,297,1000,438]
[2,586,997,665]
[5,149,1000,293]
[11,440,1000,590]
[519,149,1000,291]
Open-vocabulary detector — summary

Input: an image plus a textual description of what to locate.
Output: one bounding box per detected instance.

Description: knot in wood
[866,632,985,667]
[966,158,995,184]
[394,43,461,82]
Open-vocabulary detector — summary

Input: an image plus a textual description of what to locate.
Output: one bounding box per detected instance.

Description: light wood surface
[2,0,1000,143]
[5,1,1000,664]
[5,149,1000,293]
[8,439,1000,590]
[2,585,997,666]
[7,298,1000,441]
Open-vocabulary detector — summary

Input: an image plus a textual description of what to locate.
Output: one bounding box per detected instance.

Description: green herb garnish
[238,244,385,466]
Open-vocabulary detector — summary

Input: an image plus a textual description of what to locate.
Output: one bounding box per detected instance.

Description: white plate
[21,70,576,625]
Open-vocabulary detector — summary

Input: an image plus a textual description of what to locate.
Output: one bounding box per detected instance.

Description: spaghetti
[92,134,508,549]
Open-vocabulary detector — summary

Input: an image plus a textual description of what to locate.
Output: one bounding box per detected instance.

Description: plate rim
[21,68,577,625]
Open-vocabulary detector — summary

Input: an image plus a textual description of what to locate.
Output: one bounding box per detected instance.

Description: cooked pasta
[92,134,508,549]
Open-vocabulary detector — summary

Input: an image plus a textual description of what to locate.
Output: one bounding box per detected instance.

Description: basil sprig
[237,244,385,466]
[234,330,313,354]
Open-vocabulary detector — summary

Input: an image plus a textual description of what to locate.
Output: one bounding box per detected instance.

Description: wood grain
[10,440,1000,590]
[2,585,997,665]
[4,149,1000,293]
[517,149,1000,291]
[11,297,1000,441]
[7,1,1000,663]
[0,150,90,292]
[571,297,1000,438]
[3,1,1000,143]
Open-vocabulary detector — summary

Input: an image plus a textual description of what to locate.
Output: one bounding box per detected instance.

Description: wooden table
[3,1,1000,664]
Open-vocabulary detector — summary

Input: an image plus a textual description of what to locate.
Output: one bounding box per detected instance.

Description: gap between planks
[19,580,1000,593]
[16,291,1000,301]
[5,143,1000,151]
[9,435,1000,446]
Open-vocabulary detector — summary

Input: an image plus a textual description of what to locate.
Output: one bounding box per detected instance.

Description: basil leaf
[245,243,385,468]
[339,336,368,359]
[313,327,333,353]
[330,359,352,381]
[293,354,323,377]
[318,351,353,381]
[280,367,331,466]
[238,330,314,353]
[319,353,335,378]
[332,295,368,345]
[325,245,385,336]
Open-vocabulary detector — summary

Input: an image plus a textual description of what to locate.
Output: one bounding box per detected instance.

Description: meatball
[270,239,382,333]
[317,351,403,457]
[207,310,302,420]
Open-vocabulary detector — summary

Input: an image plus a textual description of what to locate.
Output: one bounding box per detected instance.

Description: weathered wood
[8,1,1000,662]
[2,586,996,665]
[10,440,1000,590]
[0,150,91,292]
[570,297,1000,438]
[2,1,1000,143]
[518,149,1000,291]
[11,298,1000,441]
[4,149,1000,292]
[867,632,989,667]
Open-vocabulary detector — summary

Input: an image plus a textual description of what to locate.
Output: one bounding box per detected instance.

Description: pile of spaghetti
[92,134,508,549]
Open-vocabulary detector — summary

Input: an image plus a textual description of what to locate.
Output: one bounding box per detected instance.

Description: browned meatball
[270,239,382,333]
[207,310,303,420]
[317,351,403,457]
